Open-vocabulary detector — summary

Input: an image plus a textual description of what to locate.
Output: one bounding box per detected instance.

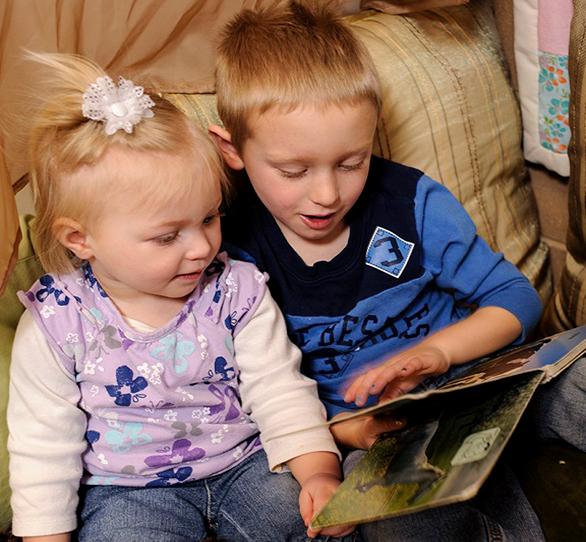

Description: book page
[310,372,543,528]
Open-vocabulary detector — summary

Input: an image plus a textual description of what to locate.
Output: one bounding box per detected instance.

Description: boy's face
[235,101,378,261]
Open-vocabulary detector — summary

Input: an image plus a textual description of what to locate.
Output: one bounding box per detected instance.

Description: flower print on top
[144,438,205,468]
[137,362,165,386]
[106,366,149,407]
[150,333,196,374]
[207,384,241,422]
[202,356,236,382]
[83,265,108,298]
[172,420,203,439]
[28,274,80,306]
[87,324,123,361]
[19,252,268,486]
[86,430,100,445]
[39,305,56,319]
[105,421,153,454]
[145,466,193,487]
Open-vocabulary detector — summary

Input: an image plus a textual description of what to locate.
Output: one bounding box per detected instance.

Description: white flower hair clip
[82,75,155,135]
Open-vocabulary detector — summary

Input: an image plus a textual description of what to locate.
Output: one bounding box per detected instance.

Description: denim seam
[204,479,215,533]
[219,509,256,542]
[484,515,505,542]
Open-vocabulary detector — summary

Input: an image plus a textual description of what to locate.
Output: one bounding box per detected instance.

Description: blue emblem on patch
[365,226,414,278]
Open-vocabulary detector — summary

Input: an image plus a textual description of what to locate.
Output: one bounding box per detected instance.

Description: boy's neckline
[259,199,366,276]
[279,221,351,267]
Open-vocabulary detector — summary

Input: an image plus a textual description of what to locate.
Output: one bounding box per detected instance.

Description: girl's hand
[331,412,406,450]
[344,345,451,407]
[300,473,356,538]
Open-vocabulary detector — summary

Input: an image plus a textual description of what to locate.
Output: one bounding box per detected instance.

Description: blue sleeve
[415,175,543,341]
[220,241,258,266]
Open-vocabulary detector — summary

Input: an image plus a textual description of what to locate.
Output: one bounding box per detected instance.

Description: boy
[210,0,541,444]
[210,1,581,539]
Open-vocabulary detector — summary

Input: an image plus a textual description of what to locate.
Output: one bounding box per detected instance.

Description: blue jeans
[78,450,360,542]
[522,355,586,452]
[343,451,544,542]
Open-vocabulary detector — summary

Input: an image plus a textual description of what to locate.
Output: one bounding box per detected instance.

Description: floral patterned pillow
[514,0,572,176]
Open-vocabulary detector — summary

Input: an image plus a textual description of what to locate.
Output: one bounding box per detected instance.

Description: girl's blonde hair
[26,52,226,274]
[215,0,383,154]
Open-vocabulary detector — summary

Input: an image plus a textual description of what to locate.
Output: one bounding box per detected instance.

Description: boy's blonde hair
[215,0,382,153]
[26,52,227,274]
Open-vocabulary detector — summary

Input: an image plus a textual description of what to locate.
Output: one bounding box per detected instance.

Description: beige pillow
[350,3,551,304]
[361,0,469,15]
[165,1,551,306]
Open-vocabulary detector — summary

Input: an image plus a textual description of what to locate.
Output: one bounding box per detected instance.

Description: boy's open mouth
[301,213,335,229]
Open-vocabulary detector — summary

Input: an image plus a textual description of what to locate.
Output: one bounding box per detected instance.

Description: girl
[7,53,355,542]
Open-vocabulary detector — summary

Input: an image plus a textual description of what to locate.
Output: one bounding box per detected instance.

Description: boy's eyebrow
[267,149,371,164]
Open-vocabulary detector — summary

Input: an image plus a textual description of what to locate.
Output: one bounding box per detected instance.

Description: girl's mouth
[176,270,203,281]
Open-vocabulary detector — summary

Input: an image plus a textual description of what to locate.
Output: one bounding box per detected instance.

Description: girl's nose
[185,234,212,261]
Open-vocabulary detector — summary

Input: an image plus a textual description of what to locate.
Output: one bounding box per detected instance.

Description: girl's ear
[209,125,245,171]
[52,218,94,261]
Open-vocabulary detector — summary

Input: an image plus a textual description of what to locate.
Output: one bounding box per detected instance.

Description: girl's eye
[154,232,178,245]
[203,212,224,225]
[278,168,307,179]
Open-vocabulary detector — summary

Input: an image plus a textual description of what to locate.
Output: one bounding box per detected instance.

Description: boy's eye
[278,168,307,179]
[339,161,364,172]
[154,232,178,245]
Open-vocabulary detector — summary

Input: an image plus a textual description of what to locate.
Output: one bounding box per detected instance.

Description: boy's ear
[52,218,94,261]
[209,125,245,171]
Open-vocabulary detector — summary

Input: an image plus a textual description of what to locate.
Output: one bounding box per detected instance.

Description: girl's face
[81,147,223,310]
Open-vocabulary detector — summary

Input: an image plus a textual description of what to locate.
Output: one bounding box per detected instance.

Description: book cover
[311,373,542,528]
[309,326,586,528]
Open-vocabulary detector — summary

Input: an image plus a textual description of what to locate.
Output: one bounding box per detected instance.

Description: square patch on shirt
[365,226,414,279]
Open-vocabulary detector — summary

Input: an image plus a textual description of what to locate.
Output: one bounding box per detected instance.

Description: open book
[310,325,586,529]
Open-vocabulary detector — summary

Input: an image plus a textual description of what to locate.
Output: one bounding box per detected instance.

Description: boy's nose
[310,174,340,207]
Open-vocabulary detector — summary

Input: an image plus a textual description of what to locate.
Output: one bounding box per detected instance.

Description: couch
[1,0,585,540]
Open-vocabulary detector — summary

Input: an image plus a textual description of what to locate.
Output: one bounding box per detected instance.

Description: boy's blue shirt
[222,155,543,418]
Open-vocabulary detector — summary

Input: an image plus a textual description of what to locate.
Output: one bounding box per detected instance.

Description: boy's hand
[344,345,451,407]
[331,412,406,450]
[300,472,356,538]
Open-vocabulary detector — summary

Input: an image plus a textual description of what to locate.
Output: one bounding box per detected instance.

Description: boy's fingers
[368,363,405,394]
[343,374,368,402]
[345,357,417,405]
[348,365,398,405]
[381,381,416,400]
